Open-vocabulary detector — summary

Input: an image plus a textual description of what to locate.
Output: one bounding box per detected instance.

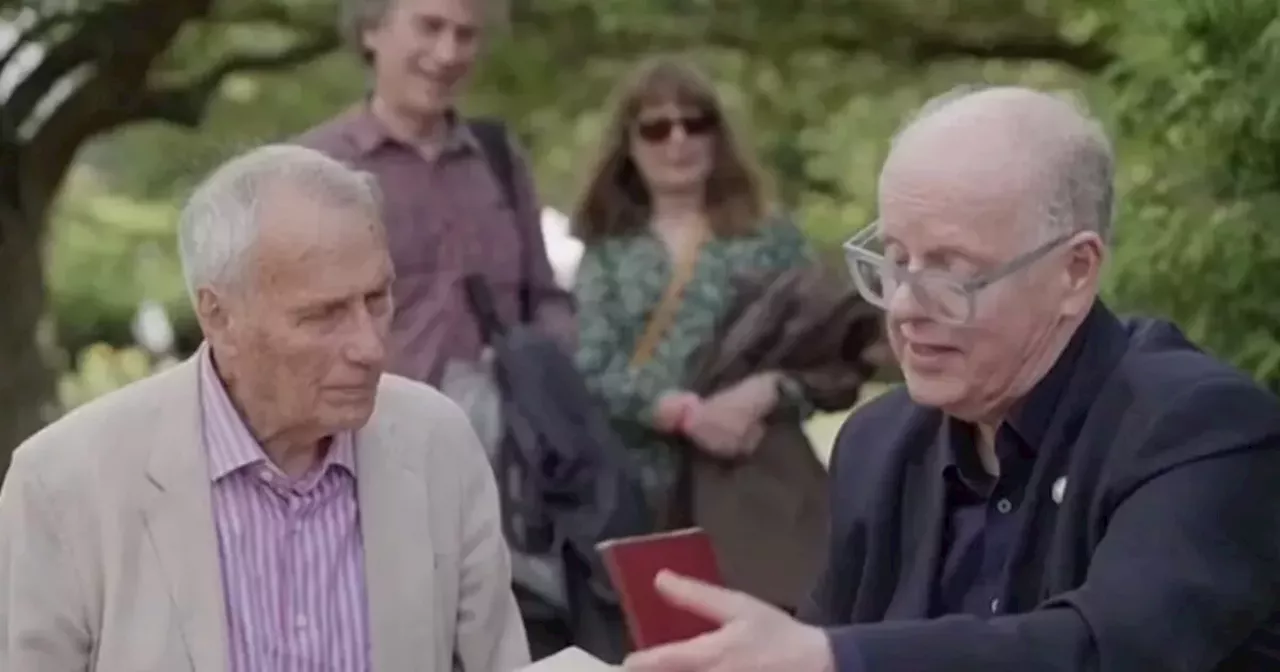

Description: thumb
[654,570,758,625]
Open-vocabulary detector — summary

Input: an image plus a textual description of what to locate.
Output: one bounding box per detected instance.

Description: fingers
[687,413,763,459]
[623,573,763,671]
[655,570,757,624]
[684,415,735,458]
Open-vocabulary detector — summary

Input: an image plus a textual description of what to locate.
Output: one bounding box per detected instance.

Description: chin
[654,169,707,192]
[322,399,377,431]
[901,367,969,411]
[405,91,451,118]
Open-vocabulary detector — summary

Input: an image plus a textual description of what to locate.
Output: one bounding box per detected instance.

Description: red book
[596,527,725,650]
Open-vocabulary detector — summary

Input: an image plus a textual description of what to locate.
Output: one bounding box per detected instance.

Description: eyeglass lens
[635,114,717,143]
[848,256,972,323]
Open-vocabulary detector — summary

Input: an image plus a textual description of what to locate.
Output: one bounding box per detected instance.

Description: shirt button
[996,498,1013,514]
[990,598,1001,614]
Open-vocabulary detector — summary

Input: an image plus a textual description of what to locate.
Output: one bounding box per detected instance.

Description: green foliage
[46,169,194,355]
[89,53,364,199]
[44,0,1280,395]
[1102,0,1280,389]
[58,343,169,410]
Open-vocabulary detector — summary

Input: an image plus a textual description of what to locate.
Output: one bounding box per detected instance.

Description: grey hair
[177,144,383,301]
[890,84,1115,244]
[339,0,507,63]
[339,0,392,62]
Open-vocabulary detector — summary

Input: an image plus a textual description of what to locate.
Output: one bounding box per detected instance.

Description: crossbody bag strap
[629,232,708,370]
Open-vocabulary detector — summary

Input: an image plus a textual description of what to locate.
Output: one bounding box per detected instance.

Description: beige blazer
[0,356,529,672]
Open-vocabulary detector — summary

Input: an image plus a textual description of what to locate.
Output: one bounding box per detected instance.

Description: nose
[431,30,463,65]
[344,306,387,368]
[886,278,929,325]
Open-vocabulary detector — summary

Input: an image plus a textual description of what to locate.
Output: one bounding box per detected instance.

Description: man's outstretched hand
[622,571,837,672]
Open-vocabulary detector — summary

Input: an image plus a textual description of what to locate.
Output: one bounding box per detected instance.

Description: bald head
[882,86,1114,243]
[867,86,1112,424]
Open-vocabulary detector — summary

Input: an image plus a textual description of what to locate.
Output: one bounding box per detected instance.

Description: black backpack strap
[462,274,507,344]
[467,117,534,324]
[467,118,518,209]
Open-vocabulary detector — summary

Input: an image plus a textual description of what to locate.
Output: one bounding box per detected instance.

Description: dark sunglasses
[634,113,718,143]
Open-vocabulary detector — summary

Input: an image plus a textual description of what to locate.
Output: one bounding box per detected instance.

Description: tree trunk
[0,213,58,477]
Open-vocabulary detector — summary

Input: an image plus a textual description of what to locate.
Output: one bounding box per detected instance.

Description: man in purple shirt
[298,0,573,386]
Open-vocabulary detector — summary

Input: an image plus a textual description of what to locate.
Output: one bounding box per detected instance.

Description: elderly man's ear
[194,286,243,359]
[1060,231,1105,319]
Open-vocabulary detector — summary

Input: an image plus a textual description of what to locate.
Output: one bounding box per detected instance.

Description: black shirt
[933,319,1088,617]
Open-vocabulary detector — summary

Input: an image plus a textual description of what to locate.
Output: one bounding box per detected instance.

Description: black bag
[461,274,652,555]
[462,117,651,558]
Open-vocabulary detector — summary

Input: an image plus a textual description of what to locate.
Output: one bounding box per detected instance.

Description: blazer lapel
[140,358,229,672]
[885,421,948,620]
[358,415,437,671]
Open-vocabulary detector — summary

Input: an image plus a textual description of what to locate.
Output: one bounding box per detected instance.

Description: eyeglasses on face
[633,113,718,143]
[842,221,1076,325]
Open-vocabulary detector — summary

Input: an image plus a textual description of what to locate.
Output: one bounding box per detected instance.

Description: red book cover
[596,527,725,650]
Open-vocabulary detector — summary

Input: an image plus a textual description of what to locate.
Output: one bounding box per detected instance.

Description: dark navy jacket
[799,303,1280,671]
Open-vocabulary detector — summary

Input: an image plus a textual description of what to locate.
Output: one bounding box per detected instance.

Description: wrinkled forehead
[249,186,389,290]
[877,125,1055,260]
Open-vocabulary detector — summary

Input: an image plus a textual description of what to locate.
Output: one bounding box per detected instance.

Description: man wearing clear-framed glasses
[621,86,1280,672]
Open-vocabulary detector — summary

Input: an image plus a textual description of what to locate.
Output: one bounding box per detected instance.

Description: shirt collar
[940,302,1103,483]
[197,345,356,483]
[1004,303,1101,448]
[345,102,479,157]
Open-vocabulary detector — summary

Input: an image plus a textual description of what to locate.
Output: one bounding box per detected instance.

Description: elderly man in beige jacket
[0,144,529,672]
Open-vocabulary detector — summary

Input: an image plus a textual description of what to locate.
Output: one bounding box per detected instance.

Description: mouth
[326,385,376,400]
[412,69,454,89]
[905,341,960,360]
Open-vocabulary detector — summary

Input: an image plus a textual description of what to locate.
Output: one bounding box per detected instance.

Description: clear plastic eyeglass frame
[842,221,1074,325]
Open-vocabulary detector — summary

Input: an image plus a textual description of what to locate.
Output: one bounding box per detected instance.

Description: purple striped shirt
[198,350,371,671]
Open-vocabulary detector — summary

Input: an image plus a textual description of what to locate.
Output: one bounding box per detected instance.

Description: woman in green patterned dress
[570,56,815,518]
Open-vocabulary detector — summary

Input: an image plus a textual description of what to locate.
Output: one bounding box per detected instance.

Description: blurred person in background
[569,56,882,658]
[0,145,526,672]
[573,56,812,518]
[298,1,580,657]
[299,0,573,388]
[622,86,1280,672]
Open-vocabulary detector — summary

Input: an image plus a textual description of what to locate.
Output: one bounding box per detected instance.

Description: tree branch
[507,4,1114,73]
[2,3,132,134]
[205,3,333,34]
[130,30,341,128]
[0,11,77,86]
[905,30,1113,72]
[13,0,214,220]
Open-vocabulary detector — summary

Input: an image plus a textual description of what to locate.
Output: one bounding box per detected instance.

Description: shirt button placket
[283,498,303,655]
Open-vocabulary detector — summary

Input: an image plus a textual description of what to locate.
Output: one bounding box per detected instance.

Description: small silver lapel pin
[1051,476,1068,505]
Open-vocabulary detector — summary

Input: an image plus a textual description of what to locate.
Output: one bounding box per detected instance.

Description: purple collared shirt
[199,351,371,671]
[297,107,573,386]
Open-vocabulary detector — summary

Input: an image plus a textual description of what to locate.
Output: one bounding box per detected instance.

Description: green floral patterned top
[573,217,813,509]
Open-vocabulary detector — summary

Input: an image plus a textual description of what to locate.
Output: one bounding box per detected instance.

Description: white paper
[516,646,618,671]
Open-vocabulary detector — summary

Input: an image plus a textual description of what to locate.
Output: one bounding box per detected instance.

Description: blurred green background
[3,0,1279,468]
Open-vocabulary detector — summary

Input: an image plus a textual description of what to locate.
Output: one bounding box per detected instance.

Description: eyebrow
[882,235,985,264]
